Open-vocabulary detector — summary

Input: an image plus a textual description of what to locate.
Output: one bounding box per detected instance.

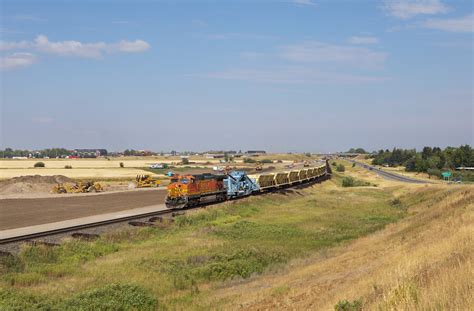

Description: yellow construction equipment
[53,181,103,194]
[255,162,263,171]
[136,175,161,188]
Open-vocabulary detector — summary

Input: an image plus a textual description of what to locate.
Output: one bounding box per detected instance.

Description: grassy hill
[1,166,471,310]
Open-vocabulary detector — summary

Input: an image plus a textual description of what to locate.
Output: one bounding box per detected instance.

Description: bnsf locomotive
[165,163,329,209]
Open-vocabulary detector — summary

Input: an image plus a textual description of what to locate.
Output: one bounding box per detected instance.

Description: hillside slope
[211,185,473,310]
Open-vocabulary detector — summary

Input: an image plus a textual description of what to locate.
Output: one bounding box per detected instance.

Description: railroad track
[0,173,331,248]
[0,208,182,245]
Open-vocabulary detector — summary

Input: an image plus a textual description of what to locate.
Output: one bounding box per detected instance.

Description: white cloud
[0,52,36,70]
[422,14,473,33]
[383,0,448,19]
[348,36,379,45]
[116,39,150,53]
[280,41,387,68]
[199,67,388,85]
[0,40,30,51]
[1,35,151,59]
[292,0,317,6]
[0,35,151,71]
[34,35,107,58]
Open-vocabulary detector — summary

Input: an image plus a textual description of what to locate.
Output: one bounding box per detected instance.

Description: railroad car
[165,173,226,209]
[165,162,329,209]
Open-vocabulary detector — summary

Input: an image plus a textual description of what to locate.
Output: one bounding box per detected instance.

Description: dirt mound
[0,175,74,195]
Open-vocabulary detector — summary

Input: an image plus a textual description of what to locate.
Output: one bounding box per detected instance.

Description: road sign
[441,171,452,180]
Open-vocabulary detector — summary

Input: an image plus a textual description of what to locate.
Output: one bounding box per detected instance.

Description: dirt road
[0,189,166,230]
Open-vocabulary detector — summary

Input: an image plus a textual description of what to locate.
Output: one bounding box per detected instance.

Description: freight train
[165,162,329,209]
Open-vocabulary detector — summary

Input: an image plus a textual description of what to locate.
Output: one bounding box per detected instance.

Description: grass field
[1,167,470,310]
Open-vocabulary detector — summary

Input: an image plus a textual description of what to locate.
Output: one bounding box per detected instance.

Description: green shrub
[34,162,45,168]
[336,164,345,172]
[342,177,355,187]
[243,158,256,163]
[260,159,273,164]
[64,165,72,169]
[427,168,441,179]
[61,284,157,310]
[119,162,124,168]
[332,161,337,166]
[0,289,55,310]
[334,299,363,311]
[390,198,401,206]
[342,177,371,187]
[182,158,190,165]
[352,162,356,167]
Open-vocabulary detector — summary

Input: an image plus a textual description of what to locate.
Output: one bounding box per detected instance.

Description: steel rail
[1,170,331,245]
[0,209,174,245]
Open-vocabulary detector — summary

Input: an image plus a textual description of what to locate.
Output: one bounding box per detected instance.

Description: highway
[343,158,430,184]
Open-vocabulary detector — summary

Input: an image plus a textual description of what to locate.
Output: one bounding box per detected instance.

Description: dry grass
[0,154,314,179]
[2,165,470,310]
[0,168,155,179]
[208,185,473,310]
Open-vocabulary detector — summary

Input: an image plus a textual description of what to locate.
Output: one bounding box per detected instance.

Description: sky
[0,0,473,153]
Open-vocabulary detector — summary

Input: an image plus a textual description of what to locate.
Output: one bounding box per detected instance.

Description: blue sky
[1,0,472,152]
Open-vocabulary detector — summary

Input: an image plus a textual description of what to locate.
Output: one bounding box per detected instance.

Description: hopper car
[165,162,329,209]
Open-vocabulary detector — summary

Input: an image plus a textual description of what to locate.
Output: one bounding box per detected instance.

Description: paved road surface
[0,189,167,230]
[344,159,429,184]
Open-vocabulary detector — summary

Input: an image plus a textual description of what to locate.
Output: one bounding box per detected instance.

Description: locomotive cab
[165,174,226,209]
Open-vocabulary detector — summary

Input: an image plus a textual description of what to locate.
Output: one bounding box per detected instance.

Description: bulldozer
[53,181,103,194]
[255,161,263,171]
[135,175,161,188]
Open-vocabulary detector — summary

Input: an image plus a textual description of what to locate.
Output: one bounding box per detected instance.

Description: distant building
[74,149,108,158]
[456,167,474,171]
[246,150,266,155]
[205,154,225,159]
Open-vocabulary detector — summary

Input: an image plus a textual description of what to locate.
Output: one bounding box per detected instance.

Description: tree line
[370,145,473,178]
[0,148,73,158]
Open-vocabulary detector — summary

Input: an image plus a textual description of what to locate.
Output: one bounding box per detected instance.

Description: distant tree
[181,158,190,165]
[347,148,366,154]
[243,158,256,164]
[34,162,45,167]
[421,146,433,160]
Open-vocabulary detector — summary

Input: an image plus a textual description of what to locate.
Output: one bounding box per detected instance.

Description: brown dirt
[0,175,74,195]
[0,188,166,230]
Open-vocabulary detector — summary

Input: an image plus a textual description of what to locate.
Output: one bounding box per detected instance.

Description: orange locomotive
[165,173,227,209]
